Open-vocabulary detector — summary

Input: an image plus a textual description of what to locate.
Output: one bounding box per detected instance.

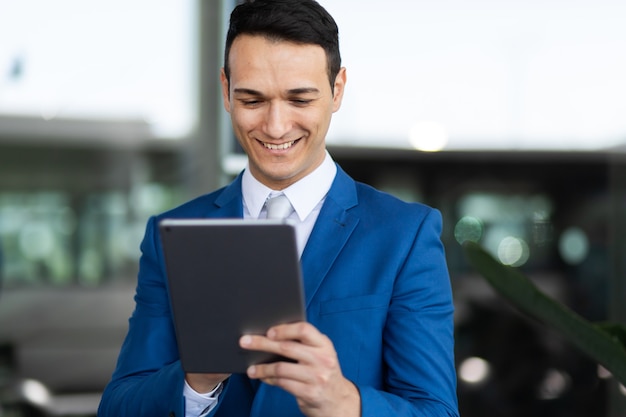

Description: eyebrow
[233,87,320,96]
[286,87,320,95]
[233,88,263,96]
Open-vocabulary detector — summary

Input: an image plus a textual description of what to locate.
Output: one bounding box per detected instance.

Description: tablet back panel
[159,219,305,373]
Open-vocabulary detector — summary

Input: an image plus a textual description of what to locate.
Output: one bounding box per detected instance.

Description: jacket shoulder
[155,186,228,220]
[353,180,437,219]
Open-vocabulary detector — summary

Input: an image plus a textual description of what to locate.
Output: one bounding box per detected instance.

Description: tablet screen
[159,218,305,373]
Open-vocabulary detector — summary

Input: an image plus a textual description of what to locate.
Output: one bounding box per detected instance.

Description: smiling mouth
[261,139,299,150]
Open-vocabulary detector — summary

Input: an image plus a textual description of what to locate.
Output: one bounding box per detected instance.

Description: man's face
[221,35,346,190]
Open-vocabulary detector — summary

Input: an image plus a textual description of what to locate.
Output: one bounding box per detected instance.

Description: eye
[291,99,312,106]
[240,99,262,107]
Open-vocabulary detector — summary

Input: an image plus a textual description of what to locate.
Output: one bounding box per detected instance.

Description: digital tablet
[159,218,305,373]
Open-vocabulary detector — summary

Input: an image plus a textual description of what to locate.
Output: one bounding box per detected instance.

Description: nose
[263,102,291,139]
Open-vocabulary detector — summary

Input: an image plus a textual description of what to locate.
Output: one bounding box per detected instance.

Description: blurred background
[1,0,625,415]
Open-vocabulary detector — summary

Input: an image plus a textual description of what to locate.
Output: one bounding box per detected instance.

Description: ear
[331,67,347,113]
[220,68,231,113]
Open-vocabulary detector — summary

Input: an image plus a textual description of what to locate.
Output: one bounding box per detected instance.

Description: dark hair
[224,0,341,91]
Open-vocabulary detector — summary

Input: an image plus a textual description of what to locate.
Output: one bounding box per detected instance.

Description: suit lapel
[210,173,244,218]
[300,167,359,308]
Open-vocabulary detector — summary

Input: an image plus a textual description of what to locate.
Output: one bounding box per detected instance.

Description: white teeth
[263,140,295,150]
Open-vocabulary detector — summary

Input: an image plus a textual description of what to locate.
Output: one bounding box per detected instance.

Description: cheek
[299,110,326,132]
[304,111,331,138]
[231,111,255,133]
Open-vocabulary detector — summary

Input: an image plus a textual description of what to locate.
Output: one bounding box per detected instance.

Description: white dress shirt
[184,151,337,416]
[241,151,336,256]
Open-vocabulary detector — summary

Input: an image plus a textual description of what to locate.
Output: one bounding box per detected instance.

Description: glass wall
[0,186,181,288]
[0,146,185,289]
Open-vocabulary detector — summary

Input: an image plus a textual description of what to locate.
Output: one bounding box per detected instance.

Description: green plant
[462,241,626,385]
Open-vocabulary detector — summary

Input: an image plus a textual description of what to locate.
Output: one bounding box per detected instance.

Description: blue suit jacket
[98,165,459,417]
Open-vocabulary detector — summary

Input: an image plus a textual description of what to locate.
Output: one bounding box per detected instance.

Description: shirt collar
[242,151,337,220]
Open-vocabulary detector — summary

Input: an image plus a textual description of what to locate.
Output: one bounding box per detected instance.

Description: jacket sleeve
[359,209,459,417]
[98,216,186,417]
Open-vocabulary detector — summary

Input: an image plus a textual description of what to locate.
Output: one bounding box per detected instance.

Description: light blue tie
[265,194,294,219]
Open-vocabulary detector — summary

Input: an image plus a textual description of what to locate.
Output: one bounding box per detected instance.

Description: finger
[248,361,339,407]
[266,324,338,368]
[247,362,314,396]
[248,360,308,382]
[267,322,329,347]
[240,334,316,364]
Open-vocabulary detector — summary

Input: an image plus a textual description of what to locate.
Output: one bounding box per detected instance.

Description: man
[98,1,459,416]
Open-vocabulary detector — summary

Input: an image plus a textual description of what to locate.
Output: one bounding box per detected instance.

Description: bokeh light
[454,216,484,244]
[409,121,448,152]
[558,227,589,265]
[497,236,530,267]
[459,357,491,385]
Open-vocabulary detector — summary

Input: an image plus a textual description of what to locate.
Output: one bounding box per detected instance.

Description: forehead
[228,35,328,84]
